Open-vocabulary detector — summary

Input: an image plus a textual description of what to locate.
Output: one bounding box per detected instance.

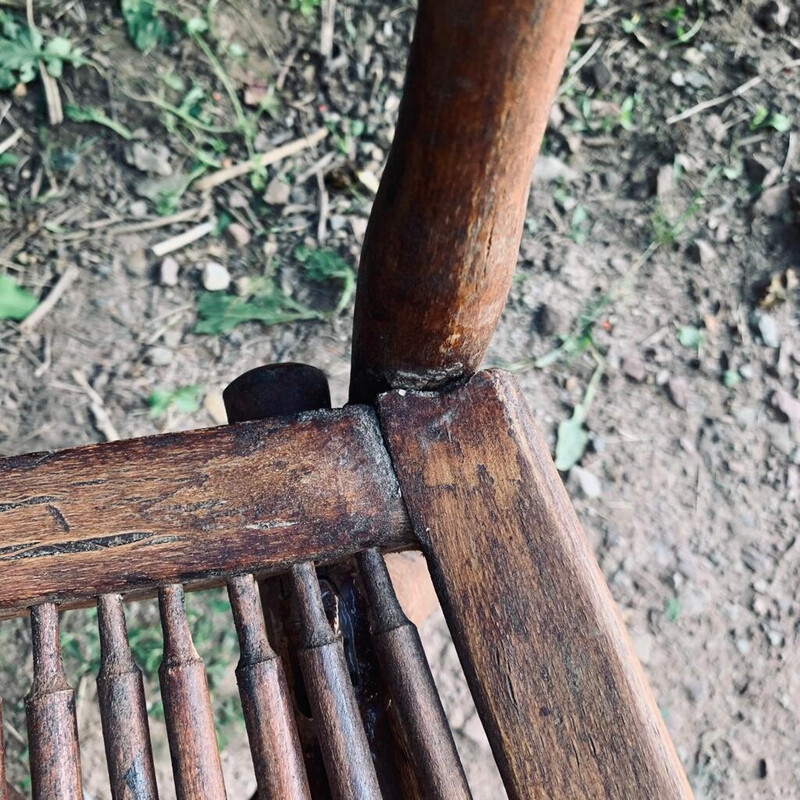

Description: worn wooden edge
[0,405,416,619]
[378,369,693,800]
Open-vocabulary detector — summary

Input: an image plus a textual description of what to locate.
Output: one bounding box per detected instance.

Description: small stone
[160,256,179,287]
[571,465,602,499]
[692,239,717,266]
[667,376,689,409]
[771,388,800,424]
[757,312,780,348]
[129,200,148,218]
[583,59,612,90]
[622,354,646,382]
[202,261,231,292]
[228,189,249,209]
[632,632,654,665]
[125,249,148,277]
[329,214,348,231]
[204,390,228,425]
[754,184,791,217]
[756,0,791,31]
[163,329,182,348]
[264,176,291,205]
[351,217,368,242]
[534,155,578,184]
[225,222,251,249]
[147,346,173,366]
[128,142,172,176]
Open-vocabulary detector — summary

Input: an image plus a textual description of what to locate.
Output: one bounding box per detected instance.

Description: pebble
[225,222,251,249]
[147,346,173,367]
[202,261,231,292]
[632,632,654,665]
[667,376,689,409]
[125,249,148,277]
[754,184,791,218]
[756,312,780,348]
[264,176,291,205]
[129,142,172,176]
[693,239,717,266]
[129,200,148,218]
[622,354,646,382]
[571,465,602,498]
[771,388,800,424]
[160,256,179,287]
[228,189,249,209]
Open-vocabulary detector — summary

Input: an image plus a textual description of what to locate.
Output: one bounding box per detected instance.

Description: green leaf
[677,324,704,350]
[723,370,741,388]
[554,407,589,471]
[768,113,791,133]
[65,104,134,140]
[296,247,355,315]
[44,36,74,59]
[121,0,166,51]
[664,597,681,622]
[147,385,202,418]
[186,17,209,35]
[0,274,38,320]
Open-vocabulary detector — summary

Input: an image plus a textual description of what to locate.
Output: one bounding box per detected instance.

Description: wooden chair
[0,1,694,798]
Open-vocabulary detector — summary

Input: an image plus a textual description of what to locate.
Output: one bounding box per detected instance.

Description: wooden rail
[0,406,415,617]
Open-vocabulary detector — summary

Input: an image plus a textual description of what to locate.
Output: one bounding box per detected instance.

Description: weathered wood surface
[25,604,83,800]
[379,370,693,800]
[358,549,471,800]
[227,574,311,800]
[97,594,159,800]
[349,0,583,401]
[159,585,227,800]
[0,407,413,617]
[291,563,382,800]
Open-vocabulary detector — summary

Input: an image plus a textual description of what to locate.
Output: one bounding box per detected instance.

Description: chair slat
[227,574,311,800]
[158,585,226,800]
[97,594,159,800]
[291,562,382,800]
[359,549,472,800]
[25,603,83,800]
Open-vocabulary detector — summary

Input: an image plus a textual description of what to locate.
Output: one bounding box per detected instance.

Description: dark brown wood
[158,584,226,800]
[25,603,83,800]
[350,0,584,401]
[0,406,413,618]
[224,362,412,800]
[291,563,381,800]
[358,549,471,800]
[378,370,694,800]
[227,574,311,800]
[97,593,159,800]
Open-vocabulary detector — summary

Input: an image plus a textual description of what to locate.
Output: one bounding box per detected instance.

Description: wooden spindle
[158,584,226,800]
[291,562,382,800]
[358,549,472,799]
[97,594,159,800]
[227,574,311,800]
[25,603,82,800]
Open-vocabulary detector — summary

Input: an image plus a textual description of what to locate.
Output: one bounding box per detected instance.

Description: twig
[195,128,328,192]
[666,75,762,125]
[320,0,336,62]
[50,200,213,242]
[295,150,336,185]
[316,169,329,245]
[151,220,215,257]
[72,370,119,442]
[19,264,79,334]
[0,127,23,156]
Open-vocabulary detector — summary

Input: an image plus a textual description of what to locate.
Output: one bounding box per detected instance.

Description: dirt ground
[0,0,799,797]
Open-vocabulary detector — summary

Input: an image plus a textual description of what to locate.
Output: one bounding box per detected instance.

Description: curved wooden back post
[350,0,584,401]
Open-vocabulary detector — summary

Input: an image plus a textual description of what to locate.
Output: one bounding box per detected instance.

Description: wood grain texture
[378,370,694,800]
[349,0,583,401]
[159,585,227,800]
[358,549,471,800]
[227,574,311,800]
[25,604,83,800]
[0,407,413,617]
[97,594,159,800]
[291,563,381,800]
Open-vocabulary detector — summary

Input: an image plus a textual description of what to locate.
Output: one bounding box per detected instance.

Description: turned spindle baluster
[158,584,226,800]
[25,603,82,800]
[358,548,472,799]
[227,574,310,800]
[97,594,159,800]
[291,562,382,800]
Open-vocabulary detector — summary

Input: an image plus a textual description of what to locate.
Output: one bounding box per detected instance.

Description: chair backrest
[0,1,695,798]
